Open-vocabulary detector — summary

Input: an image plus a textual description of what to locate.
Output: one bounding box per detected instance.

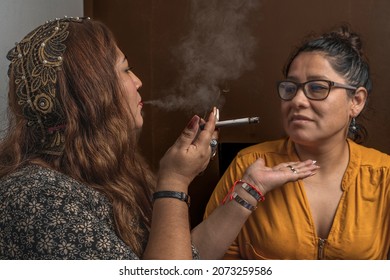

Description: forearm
[191,185,258,259]
[192,158,319,259]
[143,109,217,259]
[143,199,192,259]
[143,180,192,260]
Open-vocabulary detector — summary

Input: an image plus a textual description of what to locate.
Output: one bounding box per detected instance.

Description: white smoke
[144,0,260,115]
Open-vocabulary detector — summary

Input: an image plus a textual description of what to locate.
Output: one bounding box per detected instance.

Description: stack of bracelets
[151,180,264,211]
[222,179,265,211]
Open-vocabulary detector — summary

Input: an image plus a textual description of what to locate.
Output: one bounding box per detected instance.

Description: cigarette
[200,117,260,129]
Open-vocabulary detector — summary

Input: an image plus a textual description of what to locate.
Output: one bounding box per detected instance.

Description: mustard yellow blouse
[204,138,390,259]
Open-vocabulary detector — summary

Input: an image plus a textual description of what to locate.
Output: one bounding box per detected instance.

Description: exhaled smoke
[144,0,260,115]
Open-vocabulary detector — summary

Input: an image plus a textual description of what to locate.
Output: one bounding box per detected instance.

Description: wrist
[152,191,191,207]
[234,184,258,206]
[240,176,267,196]
[221,179,265,212]
[156,175,190,193]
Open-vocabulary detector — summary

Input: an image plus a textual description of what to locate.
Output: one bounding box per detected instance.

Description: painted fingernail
[187,115,199,130]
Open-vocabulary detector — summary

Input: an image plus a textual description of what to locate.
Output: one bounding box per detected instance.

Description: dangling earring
[349,117,358,134]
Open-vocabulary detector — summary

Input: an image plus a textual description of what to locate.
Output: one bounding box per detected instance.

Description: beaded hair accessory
[6,16,89,155]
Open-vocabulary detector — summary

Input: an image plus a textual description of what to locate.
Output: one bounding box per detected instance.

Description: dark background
[84,0,390,227]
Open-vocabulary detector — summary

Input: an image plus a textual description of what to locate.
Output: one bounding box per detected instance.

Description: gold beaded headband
[7,16,89,155]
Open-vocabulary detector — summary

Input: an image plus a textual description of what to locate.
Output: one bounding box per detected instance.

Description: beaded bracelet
[152,191,191,207]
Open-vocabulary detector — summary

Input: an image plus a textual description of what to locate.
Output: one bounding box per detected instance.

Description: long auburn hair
[0,19,155,256]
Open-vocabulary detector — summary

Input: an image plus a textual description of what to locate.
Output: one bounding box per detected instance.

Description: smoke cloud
[144,0,260,115]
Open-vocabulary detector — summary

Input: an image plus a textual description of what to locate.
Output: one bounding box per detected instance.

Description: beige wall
[85,0,390,226]
[0,0,83,136]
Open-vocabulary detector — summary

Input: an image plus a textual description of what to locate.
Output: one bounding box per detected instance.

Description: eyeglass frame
[276,79,358,101]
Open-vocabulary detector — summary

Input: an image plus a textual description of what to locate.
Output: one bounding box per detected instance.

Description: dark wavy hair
[0,19,155,256]
[283,24,371,143]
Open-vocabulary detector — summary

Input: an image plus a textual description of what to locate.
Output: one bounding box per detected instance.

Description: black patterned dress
[0,164,140,259]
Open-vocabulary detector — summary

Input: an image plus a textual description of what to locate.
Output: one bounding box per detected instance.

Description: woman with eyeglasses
[0,17,320,260]
[204,25,390,259]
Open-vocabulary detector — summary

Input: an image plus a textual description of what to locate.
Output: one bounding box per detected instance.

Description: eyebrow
[286,75,330,81]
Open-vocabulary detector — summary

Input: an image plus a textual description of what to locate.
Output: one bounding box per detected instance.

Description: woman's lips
[290,115,312,123]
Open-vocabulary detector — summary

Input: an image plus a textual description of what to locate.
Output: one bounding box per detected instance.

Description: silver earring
[349,117,358,134]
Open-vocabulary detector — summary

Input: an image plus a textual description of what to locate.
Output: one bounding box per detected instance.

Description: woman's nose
[291,87,309,104]
[131,73,142,89]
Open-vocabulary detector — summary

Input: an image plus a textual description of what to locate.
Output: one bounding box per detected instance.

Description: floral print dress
[0,164,140,259]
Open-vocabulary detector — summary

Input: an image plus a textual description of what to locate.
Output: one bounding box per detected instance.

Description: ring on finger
[210,139,218,158]
[287,165,298,174]
[210,139,218,148]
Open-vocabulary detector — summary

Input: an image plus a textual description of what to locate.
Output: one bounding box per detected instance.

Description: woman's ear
[351,87,368,117]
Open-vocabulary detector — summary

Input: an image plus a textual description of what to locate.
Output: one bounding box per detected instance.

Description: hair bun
[328,25,363,56]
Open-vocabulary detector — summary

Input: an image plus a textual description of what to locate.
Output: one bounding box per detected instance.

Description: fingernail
[312,160,317,165]
[187,115,199,130]
[212,107,219,122]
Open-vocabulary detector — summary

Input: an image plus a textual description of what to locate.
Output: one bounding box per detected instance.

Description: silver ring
[210,139,218,158]
[210,139,218,148]
[287,165,298,174]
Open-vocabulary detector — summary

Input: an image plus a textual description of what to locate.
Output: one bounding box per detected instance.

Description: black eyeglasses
[277,80,357,101]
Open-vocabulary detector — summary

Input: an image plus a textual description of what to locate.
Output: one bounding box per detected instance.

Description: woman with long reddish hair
[0,17,318,259]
